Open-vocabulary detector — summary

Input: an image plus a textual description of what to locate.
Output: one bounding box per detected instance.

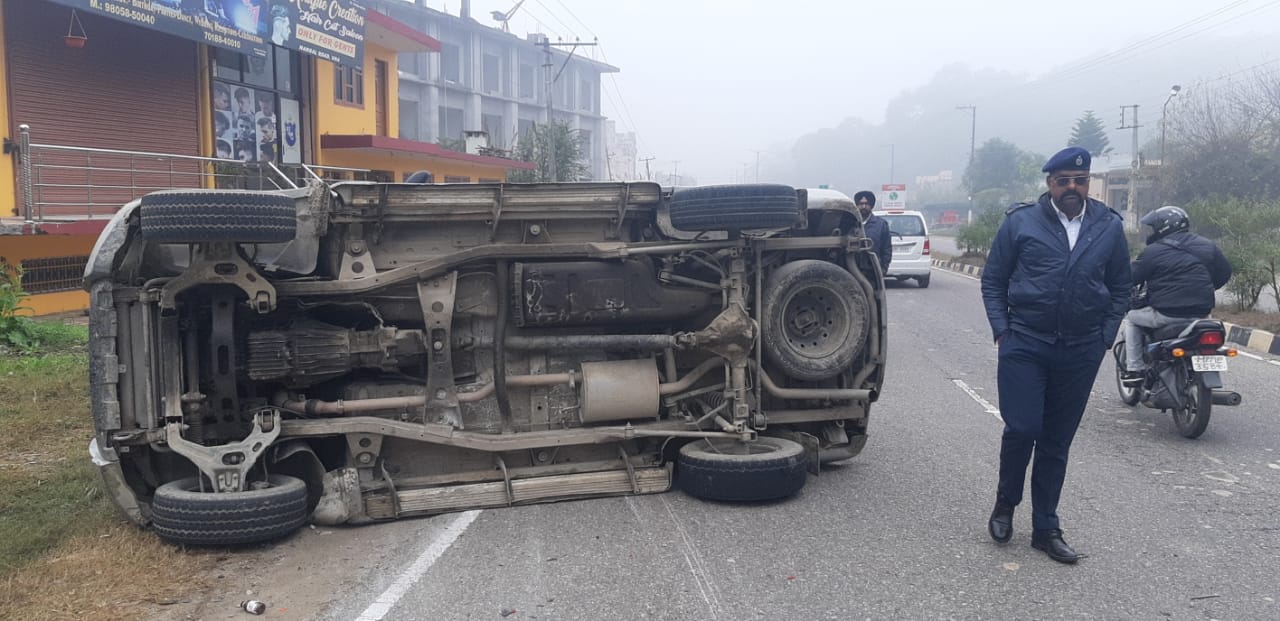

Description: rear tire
[916,274,931,288]
[1172,375,1212,439]
[1113,341,1140,406]
[668,184,801,232]
[678,437,808,502]
[150,474,308,546]
[139,190,296,244]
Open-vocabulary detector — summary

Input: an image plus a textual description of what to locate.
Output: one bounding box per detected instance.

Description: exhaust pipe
[1211,390,1242,406]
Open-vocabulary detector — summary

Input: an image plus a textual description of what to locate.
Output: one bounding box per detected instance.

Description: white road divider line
[354,509,482,621]
[1238,350,1280,367]
[933,267,981,282]
[953,379,1003,422]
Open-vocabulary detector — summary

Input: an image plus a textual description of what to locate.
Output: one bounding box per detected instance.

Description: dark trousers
[996,330,1106,531]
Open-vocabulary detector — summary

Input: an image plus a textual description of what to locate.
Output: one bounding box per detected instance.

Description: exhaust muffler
[1211,390,1242,406]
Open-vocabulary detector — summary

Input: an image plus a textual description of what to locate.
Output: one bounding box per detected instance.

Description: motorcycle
[1113,317,1243,439]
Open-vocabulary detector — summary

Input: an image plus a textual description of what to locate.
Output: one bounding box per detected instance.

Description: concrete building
[368,0,619,180]
[606,120,639,181]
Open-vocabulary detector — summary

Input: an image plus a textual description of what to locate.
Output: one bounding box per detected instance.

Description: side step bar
[364,466,672,519]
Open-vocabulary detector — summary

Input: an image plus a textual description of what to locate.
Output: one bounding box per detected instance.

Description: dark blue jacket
[863,214,893,274]
[1132,231,1232,318]
[981,194,1132,347]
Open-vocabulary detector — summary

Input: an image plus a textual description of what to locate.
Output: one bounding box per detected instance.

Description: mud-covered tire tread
[139,190,296,243]
[677,437,808,502]
[762,260,870,381]
[668,184,801,232]
[150,474,308,546]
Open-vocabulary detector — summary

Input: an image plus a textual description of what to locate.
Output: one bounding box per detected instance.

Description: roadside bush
[956,206,1006,256]
[0,261,40,352]
[1184,197,1280,311]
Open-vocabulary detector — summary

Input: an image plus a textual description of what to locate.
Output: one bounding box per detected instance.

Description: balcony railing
[13,124,369,226]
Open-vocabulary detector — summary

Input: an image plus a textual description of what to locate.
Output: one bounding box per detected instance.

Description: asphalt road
[185,267,1280,621]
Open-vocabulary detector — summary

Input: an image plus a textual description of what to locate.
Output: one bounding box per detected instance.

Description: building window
[580,79,594,112]
[579,129,592,163]
[442,43,461,83]
[444,175,471,183]
[560,75,575,109]
[481,113,505,149]
[438,107,464,142]
[400,99,420,141]
[335,64,364,106]
[399,52,421,78]
[212,47,302,164]
[482,53,500,94]
[517,119,535,145]
[519,63,534,99]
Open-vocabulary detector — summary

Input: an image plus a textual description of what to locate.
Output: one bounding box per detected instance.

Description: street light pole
[883,143,895,184]
[1160,84,1182,165]
[956,105,977,165]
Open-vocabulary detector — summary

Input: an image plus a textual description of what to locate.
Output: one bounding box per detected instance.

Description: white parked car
[877,209,931,288]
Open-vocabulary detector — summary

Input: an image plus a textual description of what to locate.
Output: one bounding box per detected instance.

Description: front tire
[150,474,309,546]
[677,437,808,502]
[1172,374,1212,439]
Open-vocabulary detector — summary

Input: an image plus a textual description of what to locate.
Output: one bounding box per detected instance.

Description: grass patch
[0,351,98,573]
[1215,309,1280,335]
[0,339,225,621]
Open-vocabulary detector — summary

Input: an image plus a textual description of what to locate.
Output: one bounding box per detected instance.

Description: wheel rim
[703,439,781,456]
[1115,364,1137,402]
[781,285,851,359]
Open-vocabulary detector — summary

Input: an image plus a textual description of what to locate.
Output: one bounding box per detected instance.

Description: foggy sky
[417,0,1280,185]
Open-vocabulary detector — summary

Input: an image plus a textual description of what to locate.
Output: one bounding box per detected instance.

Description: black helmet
[1141,205,1190,244]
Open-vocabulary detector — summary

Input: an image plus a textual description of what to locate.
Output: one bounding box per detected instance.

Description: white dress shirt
[1050,199,1086,250]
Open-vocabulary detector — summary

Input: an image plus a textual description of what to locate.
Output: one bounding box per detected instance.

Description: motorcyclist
[1121,206,1233,385]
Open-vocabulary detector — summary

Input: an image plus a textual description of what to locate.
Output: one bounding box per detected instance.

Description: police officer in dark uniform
[980,147,1132,563]
[855,190,892,275]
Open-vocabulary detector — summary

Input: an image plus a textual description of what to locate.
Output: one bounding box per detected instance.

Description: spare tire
[668,184,801,232]
[139,190,296,243]
[677,437,808,502]
[150,474,308,546]
[762,260,870,381]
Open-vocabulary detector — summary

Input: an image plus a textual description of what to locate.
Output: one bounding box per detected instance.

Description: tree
[963,138,1042,195]
[1162,73,1280,204]
[1066,110,1112,157]
[507,121,590,183]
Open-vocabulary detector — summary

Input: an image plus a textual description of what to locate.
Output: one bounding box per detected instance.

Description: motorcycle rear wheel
[1172,375,1212,439]
[1113,341,1140,406]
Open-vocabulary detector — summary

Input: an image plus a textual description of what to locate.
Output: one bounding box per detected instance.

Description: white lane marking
[1238,350,1280,367]
[354,510,482,621]
[953,379,1003,422]
[658,494,725,619]
[934,267,981,282]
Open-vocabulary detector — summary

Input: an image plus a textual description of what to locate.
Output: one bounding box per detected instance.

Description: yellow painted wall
[0,233,96,315]
[0,0,16,218]
[315,42,400,137]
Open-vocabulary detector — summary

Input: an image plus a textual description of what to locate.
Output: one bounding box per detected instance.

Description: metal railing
[14,124,371,226]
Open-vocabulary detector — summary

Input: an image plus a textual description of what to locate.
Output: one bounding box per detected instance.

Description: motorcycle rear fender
[1196,370,1224,389]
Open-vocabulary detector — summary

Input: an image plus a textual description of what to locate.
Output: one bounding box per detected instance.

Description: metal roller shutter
[5,1,202,219]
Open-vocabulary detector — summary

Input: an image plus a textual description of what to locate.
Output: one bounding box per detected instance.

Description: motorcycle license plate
[1191,355,1228,372]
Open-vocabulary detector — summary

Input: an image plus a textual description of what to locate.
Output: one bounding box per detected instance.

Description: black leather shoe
[988,503,1013,543]
[1031,529,1083,564]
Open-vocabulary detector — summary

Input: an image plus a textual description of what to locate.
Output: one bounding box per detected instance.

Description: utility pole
[671,160,681,186]
[639,156,655,181]
[748,149,762,182]
[539,37,598,182]
[956,105,977,165]
[1119,104,1142,233]
[883,144,895,184]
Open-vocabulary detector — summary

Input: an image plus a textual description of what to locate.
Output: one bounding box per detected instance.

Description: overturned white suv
[84,181,887,545]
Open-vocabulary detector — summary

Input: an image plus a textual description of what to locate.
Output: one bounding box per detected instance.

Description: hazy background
[415,0,1280,196]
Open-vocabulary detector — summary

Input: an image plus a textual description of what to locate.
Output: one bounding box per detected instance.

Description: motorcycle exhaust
[1211,390,1242,406]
